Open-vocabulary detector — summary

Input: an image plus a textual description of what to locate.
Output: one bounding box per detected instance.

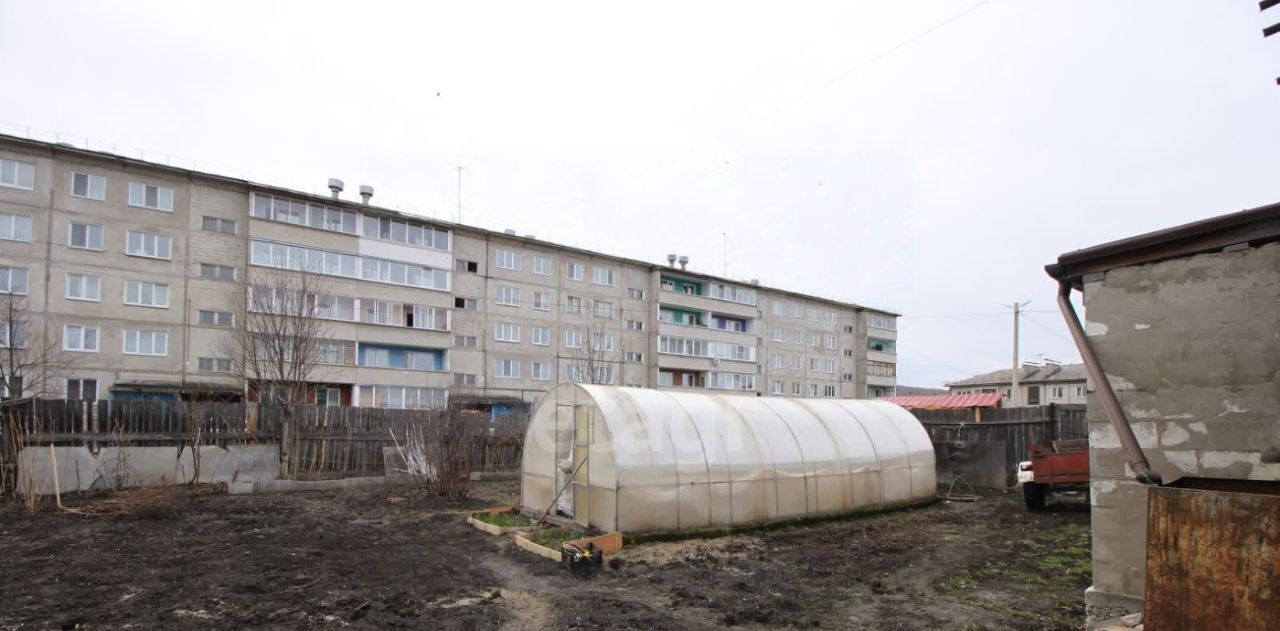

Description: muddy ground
[0,483,1090,630]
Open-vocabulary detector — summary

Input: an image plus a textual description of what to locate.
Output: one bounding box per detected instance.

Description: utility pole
[722,233,728,277]
[1006,300,1031,407]
[456,166,466,224]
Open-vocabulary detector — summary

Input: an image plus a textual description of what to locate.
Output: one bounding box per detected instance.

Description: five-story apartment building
[0,134,897,409]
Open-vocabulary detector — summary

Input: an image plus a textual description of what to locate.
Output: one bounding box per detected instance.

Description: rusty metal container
[1144,478,1280,630]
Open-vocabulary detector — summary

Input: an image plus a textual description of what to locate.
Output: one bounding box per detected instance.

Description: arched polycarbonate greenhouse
[520,384,936,534]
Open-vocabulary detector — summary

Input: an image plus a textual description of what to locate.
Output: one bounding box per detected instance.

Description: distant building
[946,363,1087,408]
[894,385,947,397]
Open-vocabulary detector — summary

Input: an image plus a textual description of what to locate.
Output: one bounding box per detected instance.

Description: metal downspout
[1056,281,1162,486]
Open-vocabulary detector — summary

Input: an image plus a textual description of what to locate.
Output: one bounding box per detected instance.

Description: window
[868,314,896,330]
[533,291,550,311]
[496,249,521,270]
[771,328,784,342]
[791,355,802,369]
[823,335,836,349]
[124,280,169,308]
[197,309,233,327]
[772,380,784,395]
[454,373,477,386]
[592,266,615,286]
[123,330,168,356]
[128,181,174,211]
[810,358,820,371]
[66,378,98,401]
[1074,385,1086,398]
[809,383,820,397]
[867,338,895,353]
[707,282,756,305]
[824,385,838,397]
[197,357,233,373]
[126,231,172,259]
[626,351,644,363]
[251,194,361,236]
[1027,385,1042,406]
[362,347,391,367]
[357,385,447,409]
[627,288,645,300]
[591,332,615,352]
[564,296,583,315]
[0,159,35,190]
[0,267,29,295]
[71,172,106,200]
[200,263,235,281]
[1050,386,1064,399]
[63,325,99,352]
[566,262,583,281]
[532,326,550,346]
[658,336,709,358]
[708,341,756,362]
[564,364,584,383]
[791,330,803,345]
[592,300,613,319]
[494,321,520,343]
[454,335,478,348]
[771,353,784,368]
[358,214,450,249]
[494,358,520,379]
[708,372,755,391]
[533,256,552,275]
[0,321,27,348]
[532,361,550,381]
[201,216,236,234]
[866,361,896,377]
[455,259,478,273]
[65,273,101,301]
[496,285,521,307]
[454,297,477,310]
[809,332,820,347]
[565,329,582,348]
[825,359,837,374]
[843,373,853,382]
[68,222,104,250]
[407,305,450,331]
[316,387,341,407]
[791,382,802,395]
[0,212,32,242]
[626,319,643,331]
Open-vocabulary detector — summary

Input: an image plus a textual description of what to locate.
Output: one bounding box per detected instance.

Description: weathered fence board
[916,405,1087,488]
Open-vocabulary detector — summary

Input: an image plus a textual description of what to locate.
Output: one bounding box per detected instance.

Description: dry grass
[61,484,223,518]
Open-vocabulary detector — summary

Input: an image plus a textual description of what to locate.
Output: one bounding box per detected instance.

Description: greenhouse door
[571,402,592,528]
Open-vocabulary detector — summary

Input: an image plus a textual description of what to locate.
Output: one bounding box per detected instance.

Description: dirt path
[0,484,1089,630]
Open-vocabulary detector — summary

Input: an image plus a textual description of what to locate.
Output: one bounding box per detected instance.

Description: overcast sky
[3,1,1278,388]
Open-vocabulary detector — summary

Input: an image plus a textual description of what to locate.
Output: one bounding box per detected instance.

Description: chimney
[749,278,760,285]
[327,178,344,200]
[678,255,689,270]
[358,185,374,205]
[666,254,677,267]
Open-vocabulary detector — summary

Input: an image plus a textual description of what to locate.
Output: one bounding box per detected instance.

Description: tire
[1023,482,1047,511]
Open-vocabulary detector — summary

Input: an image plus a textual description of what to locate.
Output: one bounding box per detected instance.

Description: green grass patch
[528,527,578,549]
[473,511,532,528]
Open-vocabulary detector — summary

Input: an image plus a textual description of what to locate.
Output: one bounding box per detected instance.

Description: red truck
[1016,438,1090,510]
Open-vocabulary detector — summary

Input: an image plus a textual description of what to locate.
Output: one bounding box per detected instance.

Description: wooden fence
[915,404,1088,489]
[0,399,529,490]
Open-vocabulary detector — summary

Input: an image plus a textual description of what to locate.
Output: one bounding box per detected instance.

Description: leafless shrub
[392,406,480,500]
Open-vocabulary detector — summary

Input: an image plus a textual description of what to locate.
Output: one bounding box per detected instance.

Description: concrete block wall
[1080,241,1280,615]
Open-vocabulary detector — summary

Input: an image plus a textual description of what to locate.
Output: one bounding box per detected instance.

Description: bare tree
[566,314,619,385]
[220,265,335,406]
[0,291,66,399]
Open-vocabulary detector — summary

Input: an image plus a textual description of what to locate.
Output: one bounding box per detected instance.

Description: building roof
[894,385,949,397]
[881,392,1003,409]
[0,132,894,316]
[946,363,1087,387]
[1046,201,1280,287]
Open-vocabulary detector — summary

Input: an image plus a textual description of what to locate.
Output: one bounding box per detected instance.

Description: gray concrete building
[946,363,1088,408]
[0,134,897,409]
[1045,203,1280,617]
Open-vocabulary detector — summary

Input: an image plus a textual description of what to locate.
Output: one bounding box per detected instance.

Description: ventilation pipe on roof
[678,255,689,270]
[327,178,344,200]
[1055,280,1160,486]
[358,185,374,204]
[666,254,677,267]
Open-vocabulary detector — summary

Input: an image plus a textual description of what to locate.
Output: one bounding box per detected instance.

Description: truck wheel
[1023,483,1047,511]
